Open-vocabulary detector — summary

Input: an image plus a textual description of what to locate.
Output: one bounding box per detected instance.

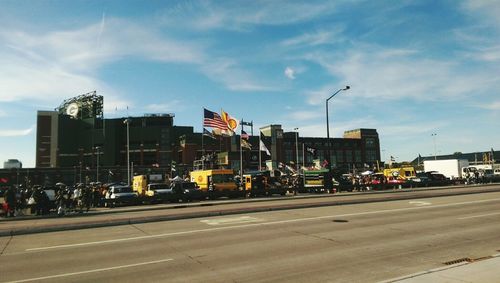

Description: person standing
[4,186,17,217]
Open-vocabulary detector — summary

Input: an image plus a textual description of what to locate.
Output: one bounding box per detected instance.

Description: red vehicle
[386,176,406,188]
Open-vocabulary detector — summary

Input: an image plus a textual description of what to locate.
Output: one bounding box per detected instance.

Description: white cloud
[281,29,344,47]
[146,100,183,112]
[0,18,206,104]
[0,126,34,137]
[472,46,500,62]
[288,110,323,121]
[160,1,339,30]
[461,0,500,27]
[284,67,296,80]
[477,101,500,110]
[200,58,279,92]
[304,45,499,105]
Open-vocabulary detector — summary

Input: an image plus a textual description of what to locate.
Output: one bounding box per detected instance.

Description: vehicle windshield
[149,184,170,190]
[182,182,198,189]
[114,187,133,193]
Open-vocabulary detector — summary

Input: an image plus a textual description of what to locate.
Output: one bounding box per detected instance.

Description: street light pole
[431,133,437,160]
[294,128,299,173]
[326,86,350,171]
[96,146,100,183]
[124,118,131,186]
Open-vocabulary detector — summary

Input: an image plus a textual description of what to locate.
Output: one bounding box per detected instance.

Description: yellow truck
[243,171,287,197]
[132,175,171,203]
[383,167,416,180]
[190,169,243,199]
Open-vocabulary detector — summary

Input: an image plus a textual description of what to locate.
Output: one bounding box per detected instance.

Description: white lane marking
[3,258,173,283]
[409,201,432,206]
[200,216,262,225]
[26,197,500,252]
[458,211,500,220]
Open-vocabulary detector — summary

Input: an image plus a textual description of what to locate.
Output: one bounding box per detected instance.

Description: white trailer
[423,159,469,179]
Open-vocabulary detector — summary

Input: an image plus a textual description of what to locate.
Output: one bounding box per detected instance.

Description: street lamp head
[343,86,350,91]
[294,127,299,131]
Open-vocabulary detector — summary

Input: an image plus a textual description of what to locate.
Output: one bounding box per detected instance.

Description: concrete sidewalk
[1,184,500,236]
[384,254,500,283]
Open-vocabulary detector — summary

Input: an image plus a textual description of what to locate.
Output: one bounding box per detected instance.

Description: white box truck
[423,159,469,179]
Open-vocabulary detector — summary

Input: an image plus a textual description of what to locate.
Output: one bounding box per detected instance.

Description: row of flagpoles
[202,108,272,171]
[202,108,324,175]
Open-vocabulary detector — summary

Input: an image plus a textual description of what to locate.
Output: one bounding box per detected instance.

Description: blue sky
[1,0,499,167]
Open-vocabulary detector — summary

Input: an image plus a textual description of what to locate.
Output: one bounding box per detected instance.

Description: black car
[169,182,204,202]
[105,185,138,207]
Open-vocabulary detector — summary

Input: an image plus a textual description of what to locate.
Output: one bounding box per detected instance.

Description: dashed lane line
[2,258,174,283]
[25,197,500,252]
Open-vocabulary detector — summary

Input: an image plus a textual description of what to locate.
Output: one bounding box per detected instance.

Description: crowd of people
[1,182,107,218]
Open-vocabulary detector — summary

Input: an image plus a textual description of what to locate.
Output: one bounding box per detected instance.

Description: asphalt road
[1,191,500,282]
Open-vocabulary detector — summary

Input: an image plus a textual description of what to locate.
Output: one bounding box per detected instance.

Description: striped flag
[203,128,217,139]
[241,139,252,149]
[203,108,228,130]
[241,130,249,140]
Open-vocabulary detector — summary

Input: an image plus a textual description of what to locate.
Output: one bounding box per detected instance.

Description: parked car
[146,183,172,203]
[105,185,138,207]
[407,172,431,187]
[426,172,453,186]
[169,181,204,202]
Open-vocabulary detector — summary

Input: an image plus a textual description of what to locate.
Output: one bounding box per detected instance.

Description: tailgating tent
[171,176,183,183]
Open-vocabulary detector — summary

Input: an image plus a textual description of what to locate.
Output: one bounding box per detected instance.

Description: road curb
[380,253,500,282]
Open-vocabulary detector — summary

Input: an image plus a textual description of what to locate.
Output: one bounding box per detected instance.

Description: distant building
[21,92,382,185]
[35,92,192,169]
[411,150,499,166]
[3,159,22,169]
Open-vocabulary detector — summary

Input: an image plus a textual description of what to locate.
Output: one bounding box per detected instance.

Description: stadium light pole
[326,86,350,171]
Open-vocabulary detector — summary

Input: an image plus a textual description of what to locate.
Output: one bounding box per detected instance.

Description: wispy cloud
[281,28,344,47]
[160,1,339,30]
[146,100,183,112]
[200,58,279,92]
[476,101,500,110]
[0,17,206,104]
[304,45,500,105]
[284,67,295,80]
[288,110,323,121]
[0,126,34,137]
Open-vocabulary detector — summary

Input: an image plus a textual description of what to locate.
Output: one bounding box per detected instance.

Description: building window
[366,150,377,162]
[366,138,376,148]
[345,150,353,163]
[285,150,293,163]
[336,150,344,163]
[355,150,362,163]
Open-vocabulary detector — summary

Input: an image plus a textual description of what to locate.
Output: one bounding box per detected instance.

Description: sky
[1,0,499,168]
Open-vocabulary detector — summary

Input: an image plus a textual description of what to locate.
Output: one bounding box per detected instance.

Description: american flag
[241,130,249,140]
[203,108,228,130]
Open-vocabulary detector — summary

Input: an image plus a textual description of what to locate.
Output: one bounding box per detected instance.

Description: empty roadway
[1,190,500,282]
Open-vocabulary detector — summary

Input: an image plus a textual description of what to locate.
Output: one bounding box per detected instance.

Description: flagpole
[201,108,205,170]
[259,131,262,171]
[302,143,305,169]
[240,123,243,189]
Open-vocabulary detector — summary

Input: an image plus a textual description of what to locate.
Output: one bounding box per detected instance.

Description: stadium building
[1,92,381,186]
